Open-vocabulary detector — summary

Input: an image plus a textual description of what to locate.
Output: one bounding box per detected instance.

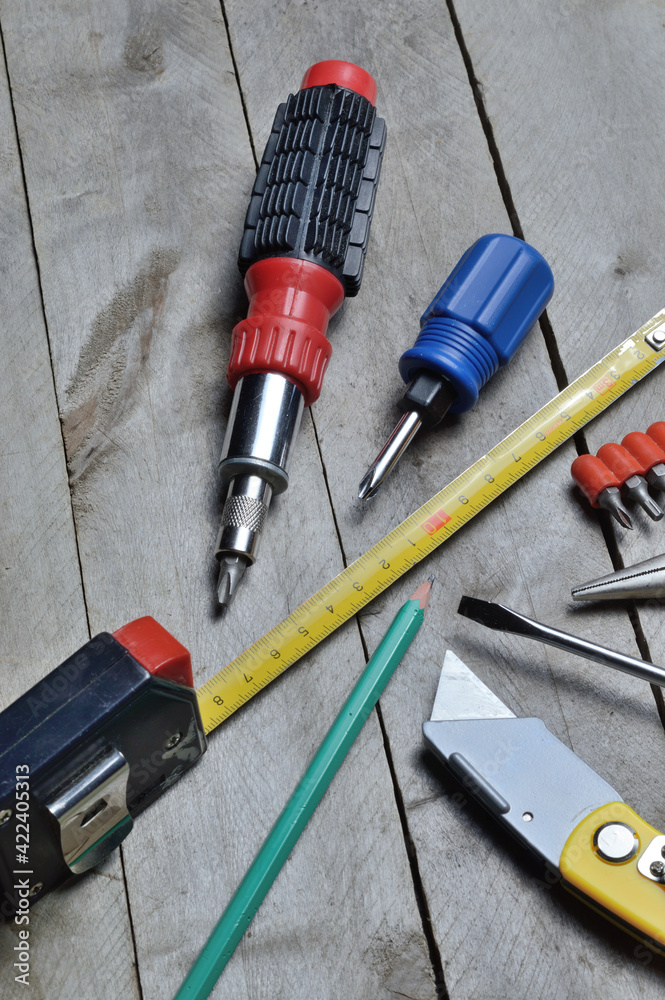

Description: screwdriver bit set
[571,422,665,528]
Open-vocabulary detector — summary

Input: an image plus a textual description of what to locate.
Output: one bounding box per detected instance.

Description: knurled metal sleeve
[221,495,268,533]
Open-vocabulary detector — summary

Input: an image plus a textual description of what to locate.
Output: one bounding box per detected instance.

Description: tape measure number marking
[197,311,665,733]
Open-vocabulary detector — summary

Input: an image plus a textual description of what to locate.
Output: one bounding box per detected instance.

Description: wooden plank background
[1,1,665,997]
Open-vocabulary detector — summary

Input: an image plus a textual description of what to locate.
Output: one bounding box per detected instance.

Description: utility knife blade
[423,650,665,949]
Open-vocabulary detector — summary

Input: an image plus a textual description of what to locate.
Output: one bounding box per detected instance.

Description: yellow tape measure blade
[198,311,665,734]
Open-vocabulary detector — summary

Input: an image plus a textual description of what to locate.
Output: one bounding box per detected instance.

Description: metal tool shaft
[621,475,663,520]
[458,596,665,687]
[215,373,304,605]
[358,410,422,500]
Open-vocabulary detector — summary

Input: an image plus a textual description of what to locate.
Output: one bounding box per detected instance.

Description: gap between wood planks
[445,0,665,730]
[0,18,147,1000]
[309,417,452,1000]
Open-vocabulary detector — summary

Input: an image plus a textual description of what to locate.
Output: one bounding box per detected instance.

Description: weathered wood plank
[453,0,665,641]
[0,25,140,1000]
[1,1,433,997]
[228,0,665,995]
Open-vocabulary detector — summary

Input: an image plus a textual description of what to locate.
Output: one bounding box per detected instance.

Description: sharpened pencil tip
[410,577,433,610]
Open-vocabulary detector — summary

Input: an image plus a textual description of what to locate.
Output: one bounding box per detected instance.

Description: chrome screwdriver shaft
[458,595,665,688]
[358,411,422,500]
[215,373,304,607]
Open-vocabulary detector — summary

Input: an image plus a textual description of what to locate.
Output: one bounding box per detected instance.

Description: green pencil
[174,577,433,1000]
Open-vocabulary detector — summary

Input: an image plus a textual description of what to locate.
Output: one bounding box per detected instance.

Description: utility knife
[423,650,665,949]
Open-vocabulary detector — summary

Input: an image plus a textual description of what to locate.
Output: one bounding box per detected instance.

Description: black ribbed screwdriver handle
[239,81,386,296]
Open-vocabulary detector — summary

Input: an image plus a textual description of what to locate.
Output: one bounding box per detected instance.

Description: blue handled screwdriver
[358,234,554,499]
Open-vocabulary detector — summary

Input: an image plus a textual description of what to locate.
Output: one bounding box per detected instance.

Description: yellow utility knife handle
[560,802,665,949]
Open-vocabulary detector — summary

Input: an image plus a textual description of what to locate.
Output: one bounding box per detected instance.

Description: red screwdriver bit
[571,454,633,528]
[645,423,665,490]
[623,430,665,493]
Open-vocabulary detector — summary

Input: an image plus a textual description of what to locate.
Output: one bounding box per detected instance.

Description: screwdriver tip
[614,508,634,530]
[216,554,249,607]
[358,466,383,501]
[358,411,423,501]
[642,497,664,521]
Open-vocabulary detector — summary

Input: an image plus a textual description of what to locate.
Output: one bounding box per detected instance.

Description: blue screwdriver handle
[399,234,554,413]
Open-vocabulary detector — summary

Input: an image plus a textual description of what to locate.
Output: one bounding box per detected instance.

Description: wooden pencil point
[410,577,433,610]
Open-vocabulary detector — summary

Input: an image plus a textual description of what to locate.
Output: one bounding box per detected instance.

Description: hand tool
[175,579,432,1000]
[215,60,386,606]
[457,596,665,687]
[358,233,554,500]
[596,442,662,520]
[623,431,665,493]
[572,552,665,601]
[570,453,633,528]
[0,617,206,915]
[423,650,665,951]
[198,309,665,733]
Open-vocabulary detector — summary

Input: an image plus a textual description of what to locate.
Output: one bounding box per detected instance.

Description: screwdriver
[623,430,665,492]
[596,442,662,520]
[570,453,633,529]
[458,595,665,688]
[215,61,386,606]
[358,234,554,500]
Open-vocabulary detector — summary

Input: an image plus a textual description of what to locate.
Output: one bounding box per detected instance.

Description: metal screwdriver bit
[620,475,663,520]
[358,411,422,500]
[458,595,665,688]
[595,486,633,529]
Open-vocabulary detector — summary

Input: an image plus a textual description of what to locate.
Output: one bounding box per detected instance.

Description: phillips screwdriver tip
[216,554,250,608]
[596,488,633,529]
[614,508,634,529]
[358,465,382,501]
[359,410,423,501]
